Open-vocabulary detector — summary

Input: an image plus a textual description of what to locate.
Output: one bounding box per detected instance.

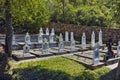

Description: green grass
[11,57,110,80]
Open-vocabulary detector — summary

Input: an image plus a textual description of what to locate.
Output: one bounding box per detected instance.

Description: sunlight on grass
[12,57,110,80]
[17,57,85,76]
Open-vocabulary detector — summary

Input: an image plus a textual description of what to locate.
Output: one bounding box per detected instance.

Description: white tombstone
[70,32,74,41]
[59,33,64,52]
[117,41,120,57]
[38,33,43,43]
[46,28,49,35]
[65,31,69,42]
[99,29,103,46]
[39,28,43,35]
[91,31,95,47]
[23,43,30,55]
[59,33,63,42]
[93,44,100,65]
[49,33,54,43]
[25,32,31,44]
[51,28,55,36]
[42,38,49,54]
[71,40,75,51]
[81,32,86,49]
[12,34,16,45]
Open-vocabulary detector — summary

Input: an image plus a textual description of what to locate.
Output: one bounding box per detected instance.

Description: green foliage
[50,0,120,27]
[0,0,120,33]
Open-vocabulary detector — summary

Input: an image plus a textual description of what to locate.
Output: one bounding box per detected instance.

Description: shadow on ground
[13,65,73,80]
[100,68,117,80]
[0,53,11,80]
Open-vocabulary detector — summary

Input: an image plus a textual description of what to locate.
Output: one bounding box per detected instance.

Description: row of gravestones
[12,28,120,65]
[12,28,103,50]
[12,28,103,54]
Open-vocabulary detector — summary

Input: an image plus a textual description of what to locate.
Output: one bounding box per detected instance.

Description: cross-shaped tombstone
[39,28,43,35]
[25,32,31,44]
[93,44,100,65]
[81,32,86,49]
[91,31,95,48]
[117,41,120,57]
[59,33,64,52]
[99,29,103,46]
[23,43,30,57]
[42,38,49,54]
[46,28,49,35]
[38,33,43,43]
[65,31,69,42]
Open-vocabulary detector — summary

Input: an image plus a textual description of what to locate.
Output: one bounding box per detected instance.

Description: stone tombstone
[38,33,43,43]
[91,31,95,48]
[39,28,43,35]
[65,31,69,42]
[93,44,100,65]
[42,38,49,54]
[23,43,30,54]
[70,32,74,41]
[51,28,55,36]
[49,33,54,43]
[71,40,75,51]
[81,32,86,49]
[46,28,49,35]
[25,32,31,44]
[59,33,64,52]
[99,29,103,46]
[117,41,120,57]
[12,33,16,45]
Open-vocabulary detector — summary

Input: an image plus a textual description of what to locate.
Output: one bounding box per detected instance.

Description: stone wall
[47,23,120,44]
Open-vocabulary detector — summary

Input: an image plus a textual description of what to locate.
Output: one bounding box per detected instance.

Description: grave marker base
[30,49,53,57]
[12,50,36,61]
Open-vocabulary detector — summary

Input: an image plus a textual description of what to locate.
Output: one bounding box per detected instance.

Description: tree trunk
[4,0,13,57]
[116,60,120,80]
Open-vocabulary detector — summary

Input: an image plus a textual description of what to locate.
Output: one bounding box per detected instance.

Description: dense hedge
[48,23,120,44]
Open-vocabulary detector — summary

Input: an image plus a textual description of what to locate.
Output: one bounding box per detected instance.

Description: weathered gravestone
[46,28,49,35]
[93,44,100,65]
[59,33,64,53]
[42,38,49,54]
[81,32,86,49]
[71,40,76,52]
[70,32,75,51]
[25,32,31,44]
[38,32,43,43]
[12,33,18,50]
[65,31,69,42]
[51,28,55,36]
[99,29,103,46]
[49,32,54,43]
[23,43,30,56]
[91,31,95,48]
[12,33,16,45]
[117,41,120,57]
[40,28,43,36]
[70,32,74,41]
[23,43,30,53]
[65,31,71,46]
